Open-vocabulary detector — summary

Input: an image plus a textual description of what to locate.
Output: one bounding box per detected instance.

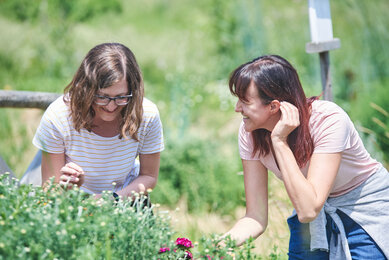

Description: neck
[92,117,121,137]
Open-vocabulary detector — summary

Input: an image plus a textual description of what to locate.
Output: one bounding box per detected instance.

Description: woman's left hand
[271,101,300,142]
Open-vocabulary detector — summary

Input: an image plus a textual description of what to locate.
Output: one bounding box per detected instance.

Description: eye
[240,99,249,104]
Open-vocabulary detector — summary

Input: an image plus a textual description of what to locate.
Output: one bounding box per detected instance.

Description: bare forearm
[272,139,319,222]
[224,216,266,246]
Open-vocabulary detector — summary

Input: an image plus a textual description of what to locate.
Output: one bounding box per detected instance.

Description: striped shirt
[33,95,164,194]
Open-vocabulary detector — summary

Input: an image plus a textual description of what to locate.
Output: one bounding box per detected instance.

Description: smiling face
[92,78,129,123]
[235,81,279,132]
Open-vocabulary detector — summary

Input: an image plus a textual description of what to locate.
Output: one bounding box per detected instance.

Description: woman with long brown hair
[31,42,164,199]
[223,55,389,259]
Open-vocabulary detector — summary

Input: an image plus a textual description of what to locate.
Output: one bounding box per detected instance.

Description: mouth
[102,108,117,114]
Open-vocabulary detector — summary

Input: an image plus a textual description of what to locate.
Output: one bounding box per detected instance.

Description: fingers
[59,162,84,189]
[59,174,80,189]
[279,101,300,127]
[60,162,84,177]
[60,174,80,184]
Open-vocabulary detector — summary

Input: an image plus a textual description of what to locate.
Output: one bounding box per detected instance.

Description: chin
[244,125,254,132]
[99,113,120,122]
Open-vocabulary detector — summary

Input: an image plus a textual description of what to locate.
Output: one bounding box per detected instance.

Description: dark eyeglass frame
[94,94,133,106]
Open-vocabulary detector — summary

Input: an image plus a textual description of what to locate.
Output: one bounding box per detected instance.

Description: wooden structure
[0,90,60,109]
[306,0,340,101]
[0,90,60,178]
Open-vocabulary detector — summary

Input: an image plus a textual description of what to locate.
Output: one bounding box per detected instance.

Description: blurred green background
[1,0,389,256]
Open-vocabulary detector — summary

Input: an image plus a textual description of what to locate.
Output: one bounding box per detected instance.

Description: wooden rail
[0,90,61,109]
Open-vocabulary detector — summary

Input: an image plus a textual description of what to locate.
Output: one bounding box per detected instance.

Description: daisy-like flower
[20,229,26,234]
[100,222,106,227]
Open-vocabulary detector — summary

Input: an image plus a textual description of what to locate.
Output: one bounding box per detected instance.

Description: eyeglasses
[94,94,133,106]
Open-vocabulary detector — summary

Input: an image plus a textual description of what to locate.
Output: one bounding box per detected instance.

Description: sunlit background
[1,0,388,256]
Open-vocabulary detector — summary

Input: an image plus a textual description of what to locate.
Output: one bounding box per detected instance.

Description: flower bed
[0,173,274,259]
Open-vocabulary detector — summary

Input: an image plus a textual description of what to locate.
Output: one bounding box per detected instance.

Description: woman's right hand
[271,101,300,143]
[59,162,85,189]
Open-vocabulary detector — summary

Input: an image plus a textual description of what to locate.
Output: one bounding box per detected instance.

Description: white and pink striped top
[33,95,164,194]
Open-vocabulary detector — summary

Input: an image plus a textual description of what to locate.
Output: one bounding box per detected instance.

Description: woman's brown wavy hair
[64,42,144,140]
[229,55,318,168]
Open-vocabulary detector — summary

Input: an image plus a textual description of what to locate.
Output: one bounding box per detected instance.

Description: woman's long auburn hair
[229,55,317,168]
[64,42,144,140]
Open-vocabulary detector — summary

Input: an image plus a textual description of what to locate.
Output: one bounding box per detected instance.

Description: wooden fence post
[306,0,340,101]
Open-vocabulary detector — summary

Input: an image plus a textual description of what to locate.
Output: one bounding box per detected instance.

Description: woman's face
[92,78,129,123]
[235,82,275,132]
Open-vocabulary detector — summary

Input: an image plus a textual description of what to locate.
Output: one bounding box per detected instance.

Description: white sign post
[306,0,340,101]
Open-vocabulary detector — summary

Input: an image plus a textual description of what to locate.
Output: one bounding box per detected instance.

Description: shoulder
[43,95,70,119]
[142,98,161,119]
[310,100,350,126]
[309,100,354,148]
[45,95,68,111]
[238,121,255,154]
[142,98,159,113]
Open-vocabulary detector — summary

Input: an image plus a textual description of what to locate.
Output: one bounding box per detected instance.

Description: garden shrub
[0,173,266,259]
[0,174,173,259]
[155,137,245,215]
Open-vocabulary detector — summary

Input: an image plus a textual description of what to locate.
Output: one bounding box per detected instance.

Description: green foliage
[0,174,174,259]
[0,174,271,259]
[0,0,122,23]
[350,78,389,164]
[155,137,245,215]
[0,109,35,176]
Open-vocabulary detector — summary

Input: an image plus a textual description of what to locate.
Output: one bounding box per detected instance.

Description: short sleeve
[311,106,352,154]
[32,99,66,154]
[138,101,164,154]
[238,121,258,160]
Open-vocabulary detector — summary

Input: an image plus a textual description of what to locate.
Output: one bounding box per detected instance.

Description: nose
[235,100,242,113]
[106,99,118,111]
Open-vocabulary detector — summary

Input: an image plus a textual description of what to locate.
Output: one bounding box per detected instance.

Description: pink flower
[184,250,193,259]
[158,247,170,253]
[176,237,193,248]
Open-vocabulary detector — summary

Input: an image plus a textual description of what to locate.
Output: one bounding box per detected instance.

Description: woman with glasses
[222,55,389,259]
[31,42,164,199]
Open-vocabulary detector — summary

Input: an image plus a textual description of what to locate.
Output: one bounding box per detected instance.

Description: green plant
[0,173,279,259]
[0,173,174,259]
[155,137,245,215]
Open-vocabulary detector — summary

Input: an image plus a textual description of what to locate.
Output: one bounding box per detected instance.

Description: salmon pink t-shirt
[238,100,381,197]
